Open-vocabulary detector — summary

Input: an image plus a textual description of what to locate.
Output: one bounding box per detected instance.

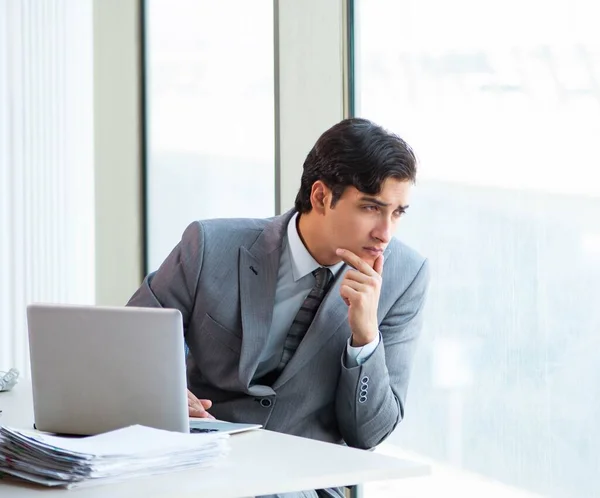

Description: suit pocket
[200,313,242,354]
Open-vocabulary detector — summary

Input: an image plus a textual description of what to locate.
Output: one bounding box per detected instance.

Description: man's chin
[358,251,378,267]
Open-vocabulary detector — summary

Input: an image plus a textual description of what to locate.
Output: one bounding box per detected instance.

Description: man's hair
[294,118,417,213]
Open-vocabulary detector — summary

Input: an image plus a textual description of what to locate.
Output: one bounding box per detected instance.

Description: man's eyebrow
[360,196,409,211]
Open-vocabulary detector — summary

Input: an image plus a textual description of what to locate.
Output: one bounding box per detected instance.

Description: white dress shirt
[254,213,380,379]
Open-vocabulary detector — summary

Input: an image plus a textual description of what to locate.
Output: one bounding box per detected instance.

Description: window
[144,0,275,271]
[354,1,600,496]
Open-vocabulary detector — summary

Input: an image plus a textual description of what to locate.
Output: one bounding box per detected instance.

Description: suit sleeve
[335,258,430,449]
[127,221,204,334]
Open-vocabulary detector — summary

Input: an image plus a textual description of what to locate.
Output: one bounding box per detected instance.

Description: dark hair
[294,118,417,213]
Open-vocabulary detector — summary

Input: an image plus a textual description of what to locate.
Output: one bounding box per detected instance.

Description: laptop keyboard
[190,427,219,434]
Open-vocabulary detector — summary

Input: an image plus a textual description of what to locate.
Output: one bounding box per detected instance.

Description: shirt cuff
[345,334,381,368]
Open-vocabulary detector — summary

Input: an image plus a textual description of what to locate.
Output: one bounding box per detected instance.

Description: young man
[128,118,429,498]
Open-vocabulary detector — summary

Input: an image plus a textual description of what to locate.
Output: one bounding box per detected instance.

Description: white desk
[0,384,429,497]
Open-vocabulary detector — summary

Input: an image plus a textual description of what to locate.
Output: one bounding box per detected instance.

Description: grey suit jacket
[128,210,429,450]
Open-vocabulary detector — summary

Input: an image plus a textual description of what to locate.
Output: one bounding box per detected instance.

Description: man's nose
[372,218,393,244]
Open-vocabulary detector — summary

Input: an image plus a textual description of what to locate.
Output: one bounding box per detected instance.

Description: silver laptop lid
[27,304,189,435]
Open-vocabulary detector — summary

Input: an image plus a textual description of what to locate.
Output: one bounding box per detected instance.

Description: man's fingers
[189,406,215,419]
[336,248,375,275]
[373,254,384,276]
[342,279,369,293]
[188,405,204,417]
[340,284,361,304]
[344,269,371,284]
[188,390,214,418]
[188,400,215,419]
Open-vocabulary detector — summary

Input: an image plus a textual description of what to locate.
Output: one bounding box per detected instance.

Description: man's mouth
[363,246,384,256]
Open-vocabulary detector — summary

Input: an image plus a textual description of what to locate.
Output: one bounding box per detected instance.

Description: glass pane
[145,0,275,271]
[355,1,600,496]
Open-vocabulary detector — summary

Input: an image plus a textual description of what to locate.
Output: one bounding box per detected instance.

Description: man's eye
[363,205,378,212]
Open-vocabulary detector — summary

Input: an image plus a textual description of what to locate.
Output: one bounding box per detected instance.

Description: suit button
[361,376,369,384]
[259,398,272,408]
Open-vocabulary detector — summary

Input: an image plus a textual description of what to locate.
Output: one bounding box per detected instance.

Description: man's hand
[187,389,215,419]
[336,248,383,347]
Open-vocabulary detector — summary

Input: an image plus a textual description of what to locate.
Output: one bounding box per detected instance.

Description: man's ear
[310,181,330,214]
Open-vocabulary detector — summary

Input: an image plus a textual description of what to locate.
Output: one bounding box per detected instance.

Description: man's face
[322,178,412,267]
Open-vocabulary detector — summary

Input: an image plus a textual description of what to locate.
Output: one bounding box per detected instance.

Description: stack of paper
[0,424,229,488]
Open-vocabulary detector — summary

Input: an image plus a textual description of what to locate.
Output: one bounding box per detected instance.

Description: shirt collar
[286,213,345,282]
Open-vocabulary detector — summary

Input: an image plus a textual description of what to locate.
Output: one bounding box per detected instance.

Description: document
[0,424,229,488]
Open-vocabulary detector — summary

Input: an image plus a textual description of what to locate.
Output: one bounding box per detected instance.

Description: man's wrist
[350,329,379,347]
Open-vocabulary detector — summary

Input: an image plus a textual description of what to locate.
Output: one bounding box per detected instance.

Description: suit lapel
[238,211,293,387]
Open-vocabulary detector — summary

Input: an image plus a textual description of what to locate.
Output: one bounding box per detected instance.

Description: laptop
[26,304,261,436]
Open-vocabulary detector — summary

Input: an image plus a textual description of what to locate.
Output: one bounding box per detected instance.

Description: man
[128,118,429,497]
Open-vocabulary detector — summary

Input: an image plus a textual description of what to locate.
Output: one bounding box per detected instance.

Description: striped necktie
[276,267,332,372]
